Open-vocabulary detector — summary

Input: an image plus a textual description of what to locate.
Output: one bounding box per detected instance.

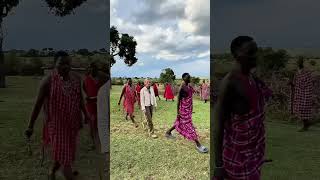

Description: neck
[234,62,251,75]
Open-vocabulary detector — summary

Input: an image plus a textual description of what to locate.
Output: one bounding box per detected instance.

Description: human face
[183,74,191,83]
[237,41,258,70]
[128,79,132,85]
[144,80,151,88]
[55,56,71,77]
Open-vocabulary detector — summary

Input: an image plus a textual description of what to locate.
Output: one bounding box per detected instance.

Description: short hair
[182,73,189,78]
[230,36,254,58]
[54,51,69,64]
[144,78,150,84]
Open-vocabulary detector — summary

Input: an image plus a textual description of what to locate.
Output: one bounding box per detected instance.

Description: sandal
[165,133,175,140]
[196,145,208,153]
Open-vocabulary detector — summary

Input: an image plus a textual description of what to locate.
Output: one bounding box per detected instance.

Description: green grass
[0,76,106,180]
[110,85,210,180]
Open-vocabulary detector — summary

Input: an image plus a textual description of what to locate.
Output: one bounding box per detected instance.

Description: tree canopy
[159,68,176,83]
[110,26,138,67]
[44,0,87,16]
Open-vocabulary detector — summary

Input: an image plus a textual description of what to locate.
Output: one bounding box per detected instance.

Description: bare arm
[213,78,233,169]
[118,86,126,105]
[27,75,50,129]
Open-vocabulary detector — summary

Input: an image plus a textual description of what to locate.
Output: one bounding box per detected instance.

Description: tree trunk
[0,17,5,88]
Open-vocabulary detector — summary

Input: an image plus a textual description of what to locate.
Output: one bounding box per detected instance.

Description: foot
[165,132,175,139]
[48,172,56,180]
[134,123,138,128]
[150,133,158,138]
[196,145,208,153]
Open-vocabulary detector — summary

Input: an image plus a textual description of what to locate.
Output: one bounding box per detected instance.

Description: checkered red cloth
[123,84,136,115]
[292,70,313,120]
[42,70,82,166]
[221,75,272,180]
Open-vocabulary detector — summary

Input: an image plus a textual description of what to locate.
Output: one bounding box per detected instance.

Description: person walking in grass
[140,79,158,138]
[164,82,174,101]
[83,62,106,150]
[135,81,142,109]
[200,80,209,103]
[290,58,314,132]
[118,78,138,127]
[153,81,161,100]
[165,73,208,153]
[25,51,91,180]
[212,36,272,180]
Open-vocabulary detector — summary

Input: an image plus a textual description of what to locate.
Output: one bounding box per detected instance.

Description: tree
[159,68,176,84]
[256,48,289,77]
[25,49,39,57]
[191,76,201,85]
[110,26,138,67]
[77,48,91,56]
[0,1,20,88]
[44,0,87,16]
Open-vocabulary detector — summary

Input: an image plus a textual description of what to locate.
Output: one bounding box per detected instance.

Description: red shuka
[164,84,174,99]
[42,70,82,166]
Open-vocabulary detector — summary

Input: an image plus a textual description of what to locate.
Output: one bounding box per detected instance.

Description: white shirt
[97,80,110,153]
[140,86,157,111]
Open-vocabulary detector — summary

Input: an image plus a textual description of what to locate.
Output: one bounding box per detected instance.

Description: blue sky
[4,0,108,51]
[111,0,210,78]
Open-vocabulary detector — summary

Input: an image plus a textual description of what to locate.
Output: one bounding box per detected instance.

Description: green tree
[0,1,20,88]
[44,0,87,16]
[191,76,201,85]
[159,68,176,83]
[110,26,137,67]
[257,48,289,77]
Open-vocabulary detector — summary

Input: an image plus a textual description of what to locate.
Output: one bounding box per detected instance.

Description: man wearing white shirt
[140,79,158,138]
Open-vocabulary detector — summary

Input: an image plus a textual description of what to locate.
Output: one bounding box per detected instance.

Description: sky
[213,0,320,52]
[3,0,108,51]
[110,0,210,78]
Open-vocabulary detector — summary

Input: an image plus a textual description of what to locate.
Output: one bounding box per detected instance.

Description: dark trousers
[144,106,154,133]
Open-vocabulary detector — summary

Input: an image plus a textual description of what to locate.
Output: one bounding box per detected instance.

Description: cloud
[110,0,209,77]
[178,0,210,36]
[132,0,185,24]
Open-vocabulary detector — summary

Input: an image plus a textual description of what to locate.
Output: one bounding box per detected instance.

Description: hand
[213,167,225,179]
[25,127,33,139]
[142,109,146,113]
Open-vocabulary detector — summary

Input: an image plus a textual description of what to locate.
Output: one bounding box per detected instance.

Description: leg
[194,139,201,147]
[145,107,154,134]
[130,114,138,127]
[49,161,60,180]
[166,125,175,135]
[61,165,75,180]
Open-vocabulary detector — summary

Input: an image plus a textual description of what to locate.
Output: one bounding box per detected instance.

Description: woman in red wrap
[153,82,161,100]
[164,83,174,101]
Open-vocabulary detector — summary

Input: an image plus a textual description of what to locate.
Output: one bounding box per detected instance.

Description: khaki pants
[144,106,154,133]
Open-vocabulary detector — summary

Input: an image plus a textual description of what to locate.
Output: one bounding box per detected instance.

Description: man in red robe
[164,83,174,101]
[212,36,272,180]
[290,58,313,131]
[118,78,138,127]
[135,81,142,109]
[25,51,91,180]
[83,62,106,149]
[153,82,161,100]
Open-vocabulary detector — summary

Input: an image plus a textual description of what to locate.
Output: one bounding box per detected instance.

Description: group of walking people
[118,75,209,153]
[25,51,110,180]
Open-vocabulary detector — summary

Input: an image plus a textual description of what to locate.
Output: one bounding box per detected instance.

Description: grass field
[1,77,320,179]
[110,85,210,179]
[0,76,106,180]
